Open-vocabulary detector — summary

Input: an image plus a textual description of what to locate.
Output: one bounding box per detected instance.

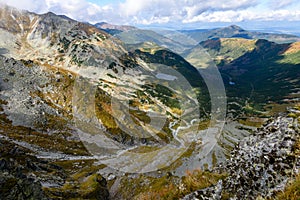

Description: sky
[1,0,300,32]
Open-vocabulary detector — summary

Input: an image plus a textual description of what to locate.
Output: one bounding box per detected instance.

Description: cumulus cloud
[0,0,300,25]
[118,0,259,23]
[43,0,103,21]
[118,0,300,24]
[183,9,300,23]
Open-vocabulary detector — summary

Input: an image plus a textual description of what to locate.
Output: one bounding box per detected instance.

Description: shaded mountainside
[184,37,300,120]
[220,39,300,105]
[185,38,257,66]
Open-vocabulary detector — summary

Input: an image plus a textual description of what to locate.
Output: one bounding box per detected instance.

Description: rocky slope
[0,139,49,200]
[0,4,205,148]
[0,137,110,200]
[0,5,224,197]
[183,111,300,199]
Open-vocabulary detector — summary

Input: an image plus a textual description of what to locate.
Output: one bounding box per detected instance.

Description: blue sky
[88,0,124,6]
[1,0,300,32]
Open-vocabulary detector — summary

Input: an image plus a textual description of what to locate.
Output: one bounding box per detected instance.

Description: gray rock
[183,115,299,200]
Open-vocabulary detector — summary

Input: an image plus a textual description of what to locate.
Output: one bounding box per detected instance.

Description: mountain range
[0,4,300,200]
[180,24,300,44]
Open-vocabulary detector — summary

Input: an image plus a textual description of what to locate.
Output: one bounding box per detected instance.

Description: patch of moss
[128,145,161,153]
[72,163,106,181]
[181,170,226,194]
[238,118,264,127]
[80,174,105,196]
[119,169,226,200]
[212,151,217,167]
[198,120,210,130]
[45,160,107,199]
[129,109,151,125]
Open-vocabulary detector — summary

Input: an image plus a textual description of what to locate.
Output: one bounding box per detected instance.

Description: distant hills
[179,25,300,44]
[96,23,300,44]
[94,22,136,35]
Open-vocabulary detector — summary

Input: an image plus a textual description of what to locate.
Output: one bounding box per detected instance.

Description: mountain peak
[0,4,36,34]
[94,22,136,32]
[228,25,244,30]
[95,22,108,26]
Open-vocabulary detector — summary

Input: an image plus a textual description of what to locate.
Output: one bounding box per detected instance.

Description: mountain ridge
[179,24,300,44]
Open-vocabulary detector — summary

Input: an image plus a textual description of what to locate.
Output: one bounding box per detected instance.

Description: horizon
[1,0,300,35]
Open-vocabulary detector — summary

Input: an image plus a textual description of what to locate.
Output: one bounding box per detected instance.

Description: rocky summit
[0,4,300,200]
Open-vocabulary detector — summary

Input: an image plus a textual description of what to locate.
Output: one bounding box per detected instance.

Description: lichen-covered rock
[221,116,299,199]
[182,115,300,200]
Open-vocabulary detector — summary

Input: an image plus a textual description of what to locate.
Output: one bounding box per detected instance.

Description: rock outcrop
[183,115,300,199]
[0,139,48,200]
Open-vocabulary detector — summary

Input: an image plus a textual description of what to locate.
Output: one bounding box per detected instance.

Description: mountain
[186,36,300,120]
[93,22,197,53]
[183,38,257,66]
[94,22,137,35]
[179,25,300,44]
[223,39,300,103]
[95,22,136,31]
[0,5,128,69]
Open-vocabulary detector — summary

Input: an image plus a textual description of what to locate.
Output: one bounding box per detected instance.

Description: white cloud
[42,0,104,22]
[1,0,300,25]
[183,9,300,23]
[0,0,107,23]
[116,0,300,24]
[268,0,298,9]
[0,0,48,13]
[118,0,258,21]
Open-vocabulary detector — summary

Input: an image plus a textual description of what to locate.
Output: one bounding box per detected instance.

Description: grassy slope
[199,38,257,66]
